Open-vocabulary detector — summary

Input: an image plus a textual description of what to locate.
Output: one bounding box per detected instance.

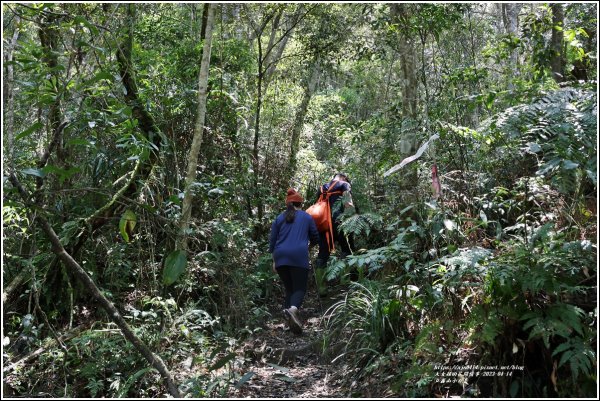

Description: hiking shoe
[284,306,303,335]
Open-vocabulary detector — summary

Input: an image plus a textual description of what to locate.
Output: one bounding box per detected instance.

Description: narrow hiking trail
[227,279,347,398]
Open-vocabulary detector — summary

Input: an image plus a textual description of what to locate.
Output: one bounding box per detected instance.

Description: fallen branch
[8,173,181,398]
[3,325,86,374]
[2,269,29,305]
[383,134,439,177]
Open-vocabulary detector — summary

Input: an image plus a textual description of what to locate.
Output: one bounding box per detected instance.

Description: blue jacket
[318,180,351,220]
[269,210,319,269]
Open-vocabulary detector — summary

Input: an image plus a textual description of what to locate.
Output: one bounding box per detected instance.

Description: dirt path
[228,279,347,398]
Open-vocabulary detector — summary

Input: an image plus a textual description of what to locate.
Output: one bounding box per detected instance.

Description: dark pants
[316,216,352,267]
[276,266,309,309]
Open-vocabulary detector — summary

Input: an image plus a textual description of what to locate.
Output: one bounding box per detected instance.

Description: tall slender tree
[550,3,565,82]
[3,16,20,170]
[287,60,320,181]
[178,4,217,251]
[390,4,419,121]
[246,4,310,225]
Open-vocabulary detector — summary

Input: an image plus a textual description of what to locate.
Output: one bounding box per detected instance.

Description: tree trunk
[264,34,290,88]
[36,7,69,194]
[389,4,421,209]
[178,4,216,251]
[252,67,264,223]
[493,4,504,34]
[251,9,281,224]
[390,4,418,121]
[550,4,565,83]
[38,11,64,163]
[502,4,521,68]
[8,174,181,398]
[399,37,418,119]
[200,3,210,41]
[287,61,320,181]
[499,4,522,90]
[3,17,20,169]
[3,16,67,309]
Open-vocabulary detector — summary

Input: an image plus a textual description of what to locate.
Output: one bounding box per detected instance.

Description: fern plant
[482,86,597,194]
[325,231,413,281]
[521,303,586,349]
[469,229,597,397]
[551,336,596,381]
[338,212,383,238]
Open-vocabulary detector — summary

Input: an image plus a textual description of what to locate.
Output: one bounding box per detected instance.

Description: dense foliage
[2,3,597,398]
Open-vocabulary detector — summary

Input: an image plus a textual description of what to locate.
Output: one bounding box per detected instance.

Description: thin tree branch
[36,121,69,187]
[262,4,317,65]
[7,173,182,398]
[3,325,87,374]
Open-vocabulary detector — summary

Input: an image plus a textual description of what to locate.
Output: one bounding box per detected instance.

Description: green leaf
[119,209,137,243]
[562,160,579,170]
[266,363,289,373]
[479,210,488,227]
[21,168,46,178]
[529,222,553,247]
[209,344,228,360]
[84,70,113,87]
[41,165,81,184]
[162,250,187,286]
[274,374,296,383]
[180,324,190,339]
[559,350,574,368]
[208,352,236,372]
[398,205,414,215]
[537,158,561,176]
[552,341,572,357]
[16,122,43,140]
[522,316,540,331]
[116,367,155,397]
[235,372,256,389]
[74,15,99,35]
[585,169,596,185]
[485,91,496,109]
[526,142,542,153]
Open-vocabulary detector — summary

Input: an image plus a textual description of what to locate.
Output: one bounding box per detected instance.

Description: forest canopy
[2,2,597,398]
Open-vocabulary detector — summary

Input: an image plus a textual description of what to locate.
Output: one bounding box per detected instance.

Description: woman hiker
[269,188,319,334]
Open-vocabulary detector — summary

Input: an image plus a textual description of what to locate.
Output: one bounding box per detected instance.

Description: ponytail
[284,202,302,223]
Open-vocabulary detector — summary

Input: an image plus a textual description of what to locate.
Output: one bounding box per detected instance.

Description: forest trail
[4,3,596,398]
[227,276,346,398]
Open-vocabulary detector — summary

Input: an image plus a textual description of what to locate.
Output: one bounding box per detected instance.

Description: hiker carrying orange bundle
[308,173,354,295]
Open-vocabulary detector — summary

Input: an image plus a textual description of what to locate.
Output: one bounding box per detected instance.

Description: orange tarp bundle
[306,180,342,252]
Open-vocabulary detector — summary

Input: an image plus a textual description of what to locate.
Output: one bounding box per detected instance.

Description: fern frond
[339,212,383,237]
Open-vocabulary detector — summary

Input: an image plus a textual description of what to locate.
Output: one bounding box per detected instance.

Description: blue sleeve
[308,215,319,246]
[269,218,279,253]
